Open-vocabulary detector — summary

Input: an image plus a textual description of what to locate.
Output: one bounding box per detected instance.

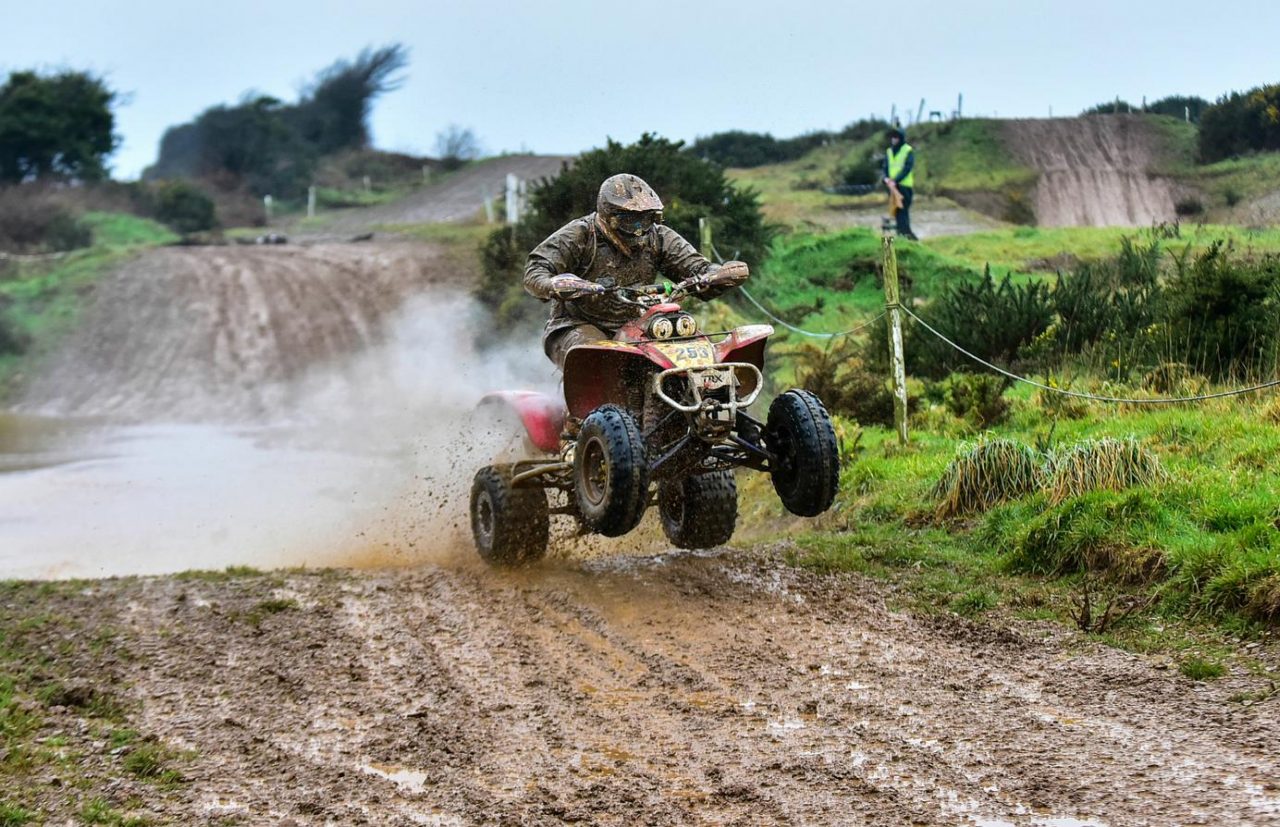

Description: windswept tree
[146,44,408,196]
[290,44,409,155]
[0,69,118,183]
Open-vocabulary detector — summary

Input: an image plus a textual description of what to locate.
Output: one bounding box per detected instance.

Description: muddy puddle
[0,412,435,579]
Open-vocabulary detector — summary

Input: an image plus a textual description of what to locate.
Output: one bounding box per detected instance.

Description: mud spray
[0,283,560,578]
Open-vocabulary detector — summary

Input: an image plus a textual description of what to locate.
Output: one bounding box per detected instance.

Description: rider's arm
[655,226,747,300]
[524,219,591,301]
[655,225,712,285]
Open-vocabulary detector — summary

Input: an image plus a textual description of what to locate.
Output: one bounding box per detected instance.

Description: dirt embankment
[1002,116,1178,227]
[13,549,1279,826]
[18,241,459,421]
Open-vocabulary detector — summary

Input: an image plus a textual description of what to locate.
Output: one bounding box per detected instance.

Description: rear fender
[477,391,564,455]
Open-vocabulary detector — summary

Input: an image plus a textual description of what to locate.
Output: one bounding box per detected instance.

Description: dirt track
[19,547,1279,826]
[1003,116,1177,227]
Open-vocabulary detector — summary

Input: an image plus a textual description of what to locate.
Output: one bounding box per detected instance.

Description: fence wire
[900,305,1280,405]
[738,287,885,339]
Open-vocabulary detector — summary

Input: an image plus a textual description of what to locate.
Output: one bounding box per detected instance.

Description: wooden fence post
[882,235,909,445]
[699,217,713,260]
[307,186,316,219]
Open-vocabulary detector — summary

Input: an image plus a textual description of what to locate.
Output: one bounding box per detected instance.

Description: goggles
[613,210,660,236]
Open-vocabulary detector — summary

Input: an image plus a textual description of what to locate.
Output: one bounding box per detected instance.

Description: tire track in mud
[80,550,1280,825]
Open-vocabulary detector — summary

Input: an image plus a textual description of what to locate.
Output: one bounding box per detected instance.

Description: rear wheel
[659,469,737,549]
[766,390,839,517]
[574,405,649,537]
[470,466,549,565]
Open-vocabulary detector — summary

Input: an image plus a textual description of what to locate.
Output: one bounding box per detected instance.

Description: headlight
[675,314,697,337]
[649,317,675,339]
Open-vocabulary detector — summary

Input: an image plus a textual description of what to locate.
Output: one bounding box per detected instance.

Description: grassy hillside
[0,213,176,399]
[726,119,1036,230]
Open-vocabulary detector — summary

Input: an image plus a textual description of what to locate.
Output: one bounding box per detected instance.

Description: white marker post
[307,186,316,219]
[505,174,520,224]
[882,235,909,445]
[263,195,273,222]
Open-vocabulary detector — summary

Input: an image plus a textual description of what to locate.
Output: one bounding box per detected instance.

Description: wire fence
[713,235,1278,408]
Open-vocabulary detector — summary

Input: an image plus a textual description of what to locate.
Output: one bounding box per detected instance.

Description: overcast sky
[4,0,1278,179]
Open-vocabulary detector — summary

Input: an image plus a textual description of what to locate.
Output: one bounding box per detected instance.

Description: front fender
[563,343,665,419]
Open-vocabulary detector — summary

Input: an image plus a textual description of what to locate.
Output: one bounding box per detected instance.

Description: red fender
[714,324,773,367]
[477,391,565,455]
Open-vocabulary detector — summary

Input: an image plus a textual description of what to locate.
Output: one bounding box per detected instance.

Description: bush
[1174,196,1205,217]
[0,187,91,253]
[909,267,1053,378]
[1162,242,1280,379]
[1199,83,1280,162]
[152,180,217,233]
[936,373,1012,428]
[791,339,902,427]
[1146,95,1209,122]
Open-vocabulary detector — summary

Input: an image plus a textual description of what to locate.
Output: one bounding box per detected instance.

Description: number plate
[654,341,715,367]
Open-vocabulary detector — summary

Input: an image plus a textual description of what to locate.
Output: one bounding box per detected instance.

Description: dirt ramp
[1004,116,1176,227]
[21,243,450,421]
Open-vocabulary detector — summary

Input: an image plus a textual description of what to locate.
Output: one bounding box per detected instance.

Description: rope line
[708,242,884,339]
[738,287,885,339]
[899,305,1280,404]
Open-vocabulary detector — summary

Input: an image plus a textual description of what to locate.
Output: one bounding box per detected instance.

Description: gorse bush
[910,266,1053,378]
[1162,242,1280,380]
[1199,83,1280,162]
[936,373,1012,429]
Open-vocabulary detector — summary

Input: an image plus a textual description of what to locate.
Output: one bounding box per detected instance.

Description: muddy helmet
[597,174,664,237]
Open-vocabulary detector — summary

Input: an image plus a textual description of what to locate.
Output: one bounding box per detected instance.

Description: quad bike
[469,269,840,565]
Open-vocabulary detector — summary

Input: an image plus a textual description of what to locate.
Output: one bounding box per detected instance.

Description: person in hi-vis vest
[883,127,919,240]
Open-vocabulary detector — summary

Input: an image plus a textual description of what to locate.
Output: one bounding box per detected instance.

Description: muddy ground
[6,546,1279,826]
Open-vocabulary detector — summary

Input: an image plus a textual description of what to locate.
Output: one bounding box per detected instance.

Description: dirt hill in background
[19,242,457,421]
[1002,116,1177,227]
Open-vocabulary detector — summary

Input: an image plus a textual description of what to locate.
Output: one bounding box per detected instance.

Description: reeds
[933,438,1045,518]
[1046,437,1166,503]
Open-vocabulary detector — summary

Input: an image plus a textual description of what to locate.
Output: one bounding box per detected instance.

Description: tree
[435,125,481,170]
[291,44,409,155]
[0,70,118,183]
[146,44,408,197]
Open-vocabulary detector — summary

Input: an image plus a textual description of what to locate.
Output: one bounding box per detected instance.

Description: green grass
[1179,657,1227,681]
[906,119,1037,194]
[754,393,1280,639]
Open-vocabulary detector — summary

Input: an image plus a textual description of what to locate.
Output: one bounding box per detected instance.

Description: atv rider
[524,173,749,370]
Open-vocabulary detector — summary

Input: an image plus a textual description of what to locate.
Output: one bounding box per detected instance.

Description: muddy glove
[686,261,750,295]
[551,274,606,300]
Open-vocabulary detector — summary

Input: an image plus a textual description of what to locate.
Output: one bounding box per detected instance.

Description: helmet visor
[614,210,659,237]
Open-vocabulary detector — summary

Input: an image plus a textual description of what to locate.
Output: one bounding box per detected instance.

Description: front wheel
[766,390,839,517]
[574,405,649,537]
[659,469,737,549]
[470,466,549,565]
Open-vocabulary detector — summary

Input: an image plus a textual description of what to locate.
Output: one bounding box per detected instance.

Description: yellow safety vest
[887,143,915,188]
